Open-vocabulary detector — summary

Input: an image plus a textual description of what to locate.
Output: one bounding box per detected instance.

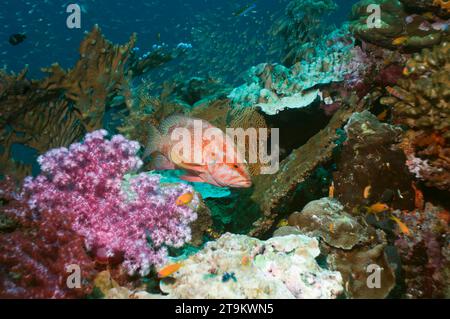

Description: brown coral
[381,41,450,190]
[350,0,445,51]
[0,26,137,180]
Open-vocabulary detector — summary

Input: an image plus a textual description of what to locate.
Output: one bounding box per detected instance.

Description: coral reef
[0,26,185,181]
[159,233,343,299]
[350,0,448,51]
[287,197,396,298]
[393,203,450,298]
[24,130,199,275]
[401,0,450,19]
[381,41,450,190]
[288,198,370,250]
[248,102,362,237]
[333,111,415,212]
[229,26,367,115]
[0,178,97,299]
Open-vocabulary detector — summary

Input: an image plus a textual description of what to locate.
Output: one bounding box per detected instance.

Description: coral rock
[160,233,343,299]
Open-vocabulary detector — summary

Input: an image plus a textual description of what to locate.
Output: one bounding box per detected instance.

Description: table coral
[159,233,343,299]
[23,130,199,276]
[229,26,367,115]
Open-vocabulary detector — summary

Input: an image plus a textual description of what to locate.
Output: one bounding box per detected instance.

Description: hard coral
[229,26,366,115]
[350,0,445,51]
[393,203,450,298]
[24,130,198,276]
[160,233,344,299]
[0,178,96,299]
[333,111,415,212]
[381,41,450,190]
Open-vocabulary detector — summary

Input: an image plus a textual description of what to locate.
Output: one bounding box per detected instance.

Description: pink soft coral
[24,130,198,275]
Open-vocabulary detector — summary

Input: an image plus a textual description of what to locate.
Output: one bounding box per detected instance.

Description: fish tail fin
[144,124,163,159]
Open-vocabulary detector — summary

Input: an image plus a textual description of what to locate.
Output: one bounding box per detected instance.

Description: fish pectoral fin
[177,160,204,172]
[180,174,205,183]
[151,154,176,170]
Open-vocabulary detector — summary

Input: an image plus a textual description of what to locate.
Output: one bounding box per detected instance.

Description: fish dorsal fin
[144,124,163,158]
[159,114,212,134]
[159,114,191,135]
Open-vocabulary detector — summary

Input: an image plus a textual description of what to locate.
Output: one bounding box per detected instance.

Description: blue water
[0,0,358,83]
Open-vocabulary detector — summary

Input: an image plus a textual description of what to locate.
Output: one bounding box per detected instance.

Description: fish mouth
[229,179,252,188]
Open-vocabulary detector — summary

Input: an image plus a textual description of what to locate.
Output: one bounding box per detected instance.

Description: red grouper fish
[144,114,252,188]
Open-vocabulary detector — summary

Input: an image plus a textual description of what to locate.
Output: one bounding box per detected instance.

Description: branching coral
[23,130,199,276]
[381,41,450,190]
[0,178,97,299]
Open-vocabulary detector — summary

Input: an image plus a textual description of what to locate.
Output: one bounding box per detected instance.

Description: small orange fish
[377,109,389,121]
[367,202,390,214]
[392,36,408,46]
[390,215,410,236]
[412,183,424,210]
[158,263,183,278]
[402,67,410,76]
[386,86,405,100]
[176,192,194,206]
[241,256,251,266]
[329,182,335,198]
[438,210,450,224]
[329,223,334,234]
[363,185,372,199]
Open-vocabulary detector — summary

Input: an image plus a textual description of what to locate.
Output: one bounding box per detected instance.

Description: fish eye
[233,164,239,168]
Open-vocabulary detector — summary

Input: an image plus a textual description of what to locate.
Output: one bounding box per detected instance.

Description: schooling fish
[9,33,26,46]
[145,114,252,188]
[233,2,257,17]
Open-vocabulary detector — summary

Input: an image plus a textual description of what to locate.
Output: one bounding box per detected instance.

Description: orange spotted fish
[145,115,252,188]
[158,263,183,278]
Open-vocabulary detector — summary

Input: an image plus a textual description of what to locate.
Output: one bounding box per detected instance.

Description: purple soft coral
[24,130,198,275]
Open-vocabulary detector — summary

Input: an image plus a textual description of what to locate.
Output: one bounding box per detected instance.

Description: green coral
[350,0,445,51]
